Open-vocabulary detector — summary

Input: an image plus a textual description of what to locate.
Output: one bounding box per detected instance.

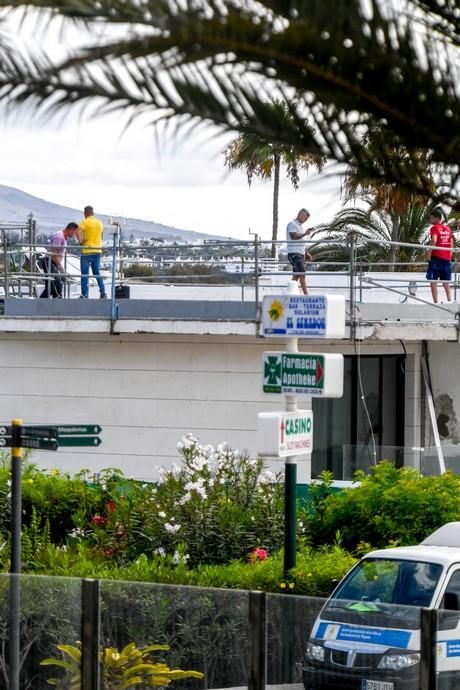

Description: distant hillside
[0,184,221,242]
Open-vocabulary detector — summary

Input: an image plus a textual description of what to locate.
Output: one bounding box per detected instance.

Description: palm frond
[0,0,458,202]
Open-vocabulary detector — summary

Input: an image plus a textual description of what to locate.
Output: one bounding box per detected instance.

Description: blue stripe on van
[316,622,411,648]
[446,641,460,657]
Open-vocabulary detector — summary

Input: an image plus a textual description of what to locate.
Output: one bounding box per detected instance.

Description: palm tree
[343,128,437,269]
[224,101,324,257]
[310,202,435,271]
[0,0,458,202]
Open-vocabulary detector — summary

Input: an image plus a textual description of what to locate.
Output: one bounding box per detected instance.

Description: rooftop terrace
[2,233,459,340]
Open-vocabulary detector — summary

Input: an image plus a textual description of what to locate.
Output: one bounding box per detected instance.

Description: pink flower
[91,514,107,527]
[249,547,268,563]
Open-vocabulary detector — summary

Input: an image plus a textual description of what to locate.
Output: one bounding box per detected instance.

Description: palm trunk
[388,214,400,271]
[271,154,280,258]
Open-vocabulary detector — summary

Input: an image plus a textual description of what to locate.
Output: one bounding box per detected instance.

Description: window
[311,355,405,479]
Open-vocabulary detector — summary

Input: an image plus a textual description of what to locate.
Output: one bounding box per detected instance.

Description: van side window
[442,570,460,611]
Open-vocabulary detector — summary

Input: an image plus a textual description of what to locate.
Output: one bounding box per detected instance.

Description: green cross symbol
[264,356,282,385]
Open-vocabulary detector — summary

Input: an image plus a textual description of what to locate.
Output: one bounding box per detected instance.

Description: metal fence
[0,573,448,690]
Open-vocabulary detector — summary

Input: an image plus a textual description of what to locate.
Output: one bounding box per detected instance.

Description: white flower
[182,433,198,449]
[190,455,207,471]
[158,511,166,519]
[164,522,181,534]
[185,479,204,492]
[202,444,215,458]
[154,547,166,557]
[258,470,276,485]
[170,463,181,478]
[172,550,190,565]
[178,492,191,505]
[157,467,168,485]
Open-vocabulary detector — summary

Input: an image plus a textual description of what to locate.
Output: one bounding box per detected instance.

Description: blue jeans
[80,253,106,298]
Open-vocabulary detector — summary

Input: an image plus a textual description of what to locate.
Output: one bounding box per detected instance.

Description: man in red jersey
[426,208,454,303]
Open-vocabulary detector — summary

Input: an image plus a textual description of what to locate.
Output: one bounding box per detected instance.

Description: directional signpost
[261,294,346,339]
[57,424,102,435]
[59,436,102,447]
[258,411,313,457]
[4,419,103,690]
[258,286,346,578]
[0,423,102,449]
[263,351,344,397]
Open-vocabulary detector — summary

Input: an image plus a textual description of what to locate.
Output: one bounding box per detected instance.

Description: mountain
[0,184,222,242]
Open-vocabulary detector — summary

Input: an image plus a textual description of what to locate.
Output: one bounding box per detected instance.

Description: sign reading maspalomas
[261,294,346,339]
[263,351,344,397]
[257,410,313,458]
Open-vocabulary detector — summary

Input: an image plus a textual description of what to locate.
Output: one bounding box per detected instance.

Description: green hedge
[301,462,460,551]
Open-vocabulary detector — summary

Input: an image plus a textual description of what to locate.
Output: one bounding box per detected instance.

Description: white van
[303,522,460,690]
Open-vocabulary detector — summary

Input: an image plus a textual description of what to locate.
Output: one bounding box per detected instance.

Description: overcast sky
[0,112,344,240]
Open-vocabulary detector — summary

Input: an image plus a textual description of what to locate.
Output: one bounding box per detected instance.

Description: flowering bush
[129,435,285,567]
[0,439,287,570]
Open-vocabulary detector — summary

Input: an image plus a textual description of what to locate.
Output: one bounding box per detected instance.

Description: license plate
[362,681,394,690]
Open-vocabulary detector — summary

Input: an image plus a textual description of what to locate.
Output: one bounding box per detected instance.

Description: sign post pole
[10,418,23,690]
[284,284,299,576]
[2,419,102,690]
[259,287,345,576]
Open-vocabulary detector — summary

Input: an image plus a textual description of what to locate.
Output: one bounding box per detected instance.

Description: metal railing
[1,232,459,323]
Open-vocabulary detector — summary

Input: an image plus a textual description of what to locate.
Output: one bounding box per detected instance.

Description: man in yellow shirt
[77,205,107,298]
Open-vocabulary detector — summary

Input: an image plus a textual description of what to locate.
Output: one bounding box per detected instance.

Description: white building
[0,270,459,483]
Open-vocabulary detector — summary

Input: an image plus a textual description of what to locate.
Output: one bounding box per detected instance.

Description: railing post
[2,229,8,299]
[81,579,100,690]
[253,234,259,318]
[110,230,119,331]
[348,232,356,341]
[248,591,267,690]
[420,608,437,690]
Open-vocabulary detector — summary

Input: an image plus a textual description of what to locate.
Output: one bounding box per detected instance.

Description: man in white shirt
[286,208,313,294]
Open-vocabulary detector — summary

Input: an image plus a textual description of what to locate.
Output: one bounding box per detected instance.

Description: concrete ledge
[4,298,258,321]
[2,298,459,340]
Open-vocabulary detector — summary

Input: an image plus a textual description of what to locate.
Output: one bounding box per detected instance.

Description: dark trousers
[39,257,63,298]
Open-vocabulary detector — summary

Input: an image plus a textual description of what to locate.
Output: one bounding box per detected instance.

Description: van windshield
[322,558,442,628]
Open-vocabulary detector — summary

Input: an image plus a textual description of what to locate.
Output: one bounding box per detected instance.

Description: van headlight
[306,642,325,663]
[379,653,420,670]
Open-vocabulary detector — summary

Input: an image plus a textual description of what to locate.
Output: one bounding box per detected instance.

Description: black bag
[115,284,130,299]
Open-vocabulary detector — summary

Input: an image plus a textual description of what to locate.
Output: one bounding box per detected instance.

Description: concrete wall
[425,342,460,473]
[0,332,420,481]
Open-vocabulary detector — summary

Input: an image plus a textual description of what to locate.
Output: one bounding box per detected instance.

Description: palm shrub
[41,642,203,689]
